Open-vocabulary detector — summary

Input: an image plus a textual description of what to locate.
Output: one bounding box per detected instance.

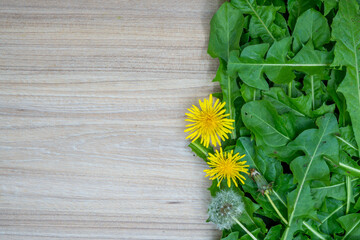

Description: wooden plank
[0,0,222,239]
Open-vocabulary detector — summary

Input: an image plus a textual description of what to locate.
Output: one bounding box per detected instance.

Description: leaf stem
[288,81,292,97]
[302,222,326,240]
[346,175,352,214]
[311,75,315,111]
[265,192,288,225]
[231,216,258,240]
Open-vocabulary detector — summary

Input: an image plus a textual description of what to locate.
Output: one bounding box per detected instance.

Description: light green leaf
[241,100,294,147]
[332,0,360,156]
[293,9,330,53]
[208,2,244,61]
[337,213,360,239]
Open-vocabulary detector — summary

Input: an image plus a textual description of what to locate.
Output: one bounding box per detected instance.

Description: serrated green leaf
[208,2,244,61]
[332,0,360,157]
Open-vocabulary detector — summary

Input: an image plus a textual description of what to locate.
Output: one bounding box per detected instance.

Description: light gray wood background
[0,0,223,239]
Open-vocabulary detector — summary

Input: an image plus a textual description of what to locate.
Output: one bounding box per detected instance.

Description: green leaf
[302,220,330,240]
[302,74,331,110]
[264,225,283,240]
[213,59,241,139]
[221,232,239,240]
[292,9,330,53]
[188,139,214,162]
[263,87,334,118]
[311,173,359,206]
[240,195,268,233]
[337,126,359,158]
[287,0,320,30]
[208,2,244,61]
[232,0,286,43]
[283,114,339,240]
[318,198,347,235]
[228,38,333,88]
[235,137,282,182]
[239,228,262,240]
[240,83,261,102]
[337,213,360,239]
[321,0,338,16]
[241,100,294,147]
[332,0,360,157]
[327,69,349,127]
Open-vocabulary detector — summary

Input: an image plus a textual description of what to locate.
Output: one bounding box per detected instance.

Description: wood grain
[0,0,223,239]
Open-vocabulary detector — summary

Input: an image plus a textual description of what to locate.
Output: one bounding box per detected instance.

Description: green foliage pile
[190,0,360,239]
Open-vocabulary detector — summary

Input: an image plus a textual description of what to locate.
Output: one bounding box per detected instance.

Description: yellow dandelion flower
[204,148,249,188]
[184,94,234,148]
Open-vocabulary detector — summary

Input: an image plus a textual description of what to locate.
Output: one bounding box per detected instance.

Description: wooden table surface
[0,0,223,239]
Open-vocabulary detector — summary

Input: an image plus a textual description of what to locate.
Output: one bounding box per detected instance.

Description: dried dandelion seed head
[208,189,245,230]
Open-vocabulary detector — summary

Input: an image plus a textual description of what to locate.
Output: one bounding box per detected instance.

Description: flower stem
[265,192,288,225]
[231,216,258,240]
